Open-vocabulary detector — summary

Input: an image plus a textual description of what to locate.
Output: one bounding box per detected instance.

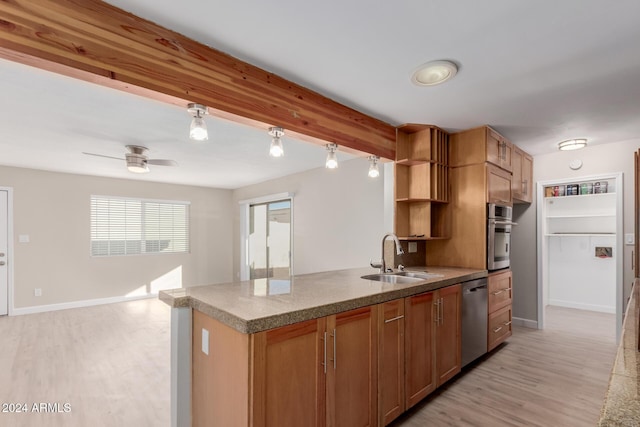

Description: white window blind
[90,195,190,256]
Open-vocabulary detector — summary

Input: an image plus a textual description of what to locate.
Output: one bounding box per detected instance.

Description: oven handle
[489,220,518,226]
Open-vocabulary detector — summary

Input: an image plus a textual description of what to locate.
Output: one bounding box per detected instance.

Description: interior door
[0,190,8,315]
[249,199,291,280]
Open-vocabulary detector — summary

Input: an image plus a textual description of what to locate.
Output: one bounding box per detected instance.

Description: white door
[0,190,7,315]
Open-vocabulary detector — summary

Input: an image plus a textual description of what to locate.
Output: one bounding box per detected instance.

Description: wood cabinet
[378,300,405,426]
[404,284,461,410]
[395,124,450,240]
[435,284,462,385]
[488,270,513,352]
[404,292,436,409]
[450,125,512,172]
[487,163,513,206]
[192,306,377,427]
[512,147,533,203]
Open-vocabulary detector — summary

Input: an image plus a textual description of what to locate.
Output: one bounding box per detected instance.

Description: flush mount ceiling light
[368,155,380,178]
[558,138,587,151]
[325,143,339,169]
[187,103,208,141]
[411,60,458,86]
[268,126,285,157]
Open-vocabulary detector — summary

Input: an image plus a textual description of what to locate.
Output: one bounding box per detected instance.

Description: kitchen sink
[361,271,444,284]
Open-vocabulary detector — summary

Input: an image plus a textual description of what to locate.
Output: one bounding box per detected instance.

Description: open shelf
[395,125,450,240]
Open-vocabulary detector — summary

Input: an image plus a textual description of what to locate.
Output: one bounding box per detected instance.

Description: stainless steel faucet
[370,232,405,273]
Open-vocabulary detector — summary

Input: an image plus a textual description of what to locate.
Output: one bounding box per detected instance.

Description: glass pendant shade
[368,156,380,178]
[270,137,284,157]
[190,116,208,141]
[325,148,338,169]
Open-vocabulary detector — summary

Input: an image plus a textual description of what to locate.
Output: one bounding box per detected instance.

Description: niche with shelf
[544,192,616,235]
[395,124,450,240]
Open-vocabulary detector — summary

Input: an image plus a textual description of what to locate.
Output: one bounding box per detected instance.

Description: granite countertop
[599,279,640,426]
[159,266,486,334]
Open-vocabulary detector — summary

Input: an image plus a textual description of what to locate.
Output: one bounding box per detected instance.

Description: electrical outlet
[408,242,418,253]
[34,288,42,297]
[19,234,30,243]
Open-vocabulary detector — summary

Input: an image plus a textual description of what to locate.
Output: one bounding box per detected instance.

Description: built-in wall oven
[487,204,516,271]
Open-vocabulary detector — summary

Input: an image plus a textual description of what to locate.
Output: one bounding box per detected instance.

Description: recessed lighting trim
[558,139,587,151]
[411,60,458,86]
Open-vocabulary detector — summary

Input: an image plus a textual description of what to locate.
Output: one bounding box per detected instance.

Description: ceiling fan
[83,145,178,174]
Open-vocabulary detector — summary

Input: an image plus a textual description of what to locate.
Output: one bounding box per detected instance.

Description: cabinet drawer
[488,270,512,313]
[488,305,512,351]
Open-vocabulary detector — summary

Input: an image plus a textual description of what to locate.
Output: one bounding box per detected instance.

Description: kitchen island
[160,266,487,427]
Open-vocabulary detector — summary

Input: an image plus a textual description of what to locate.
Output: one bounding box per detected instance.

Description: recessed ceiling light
[558,139,587,151]
[411,60,458,86]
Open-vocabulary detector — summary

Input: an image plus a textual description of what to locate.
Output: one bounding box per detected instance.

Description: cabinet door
[404,292,436,409]
[486,128,503,167]
[435,284,461,386]
[488,304,513,351]
[379,300,405,426]
[487,163,513,205]
[488,270,513,313]
[522,153,533,203]
[327,307,378,427]
[512,148,523,200]
[252,318,326,427]
[501,139,513,172]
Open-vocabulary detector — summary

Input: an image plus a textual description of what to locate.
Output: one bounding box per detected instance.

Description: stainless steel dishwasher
[461,278,488,367]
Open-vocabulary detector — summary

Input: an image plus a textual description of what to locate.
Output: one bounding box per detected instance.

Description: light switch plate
[202,329,209,355]
[625,233,634,245]
[19,234,30,243]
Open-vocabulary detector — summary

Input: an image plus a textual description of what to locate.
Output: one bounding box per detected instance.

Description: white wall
[0,165,234,310]
[512,139,638,322]
[232,157,386,278]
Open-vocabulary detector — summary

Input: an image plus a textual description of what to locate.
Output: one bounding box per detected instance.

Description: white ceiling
[2,1,640,188]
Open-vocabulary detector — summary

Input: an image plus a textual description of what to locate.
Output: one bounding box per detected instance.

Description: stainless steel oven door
[488,219,512,270]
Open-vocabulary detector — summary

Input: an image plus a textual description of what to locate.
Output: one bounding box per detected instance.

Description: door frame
[0,187,14,316]
[536,172,623,340]
[239,192,294,281]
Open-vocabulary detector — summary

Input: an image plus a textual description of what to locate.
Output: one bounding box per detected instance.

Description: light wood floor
[0,299,171,427]
[393,306,617,427]
[0,301,617,427]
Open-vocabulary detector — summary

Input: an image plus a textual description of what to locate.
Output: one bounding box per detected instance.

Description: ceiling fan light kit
[558,138,587,151]
[187,103,209,141]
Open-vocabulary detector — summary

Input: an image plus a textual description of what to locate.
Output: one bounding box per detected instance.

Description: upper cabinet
[450,126,512,172]
[512,147,533,204]
[394,124,450,240]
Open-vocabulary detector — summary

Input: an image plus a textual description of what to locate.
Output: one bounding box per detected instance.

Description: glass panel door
[249,199,291,279]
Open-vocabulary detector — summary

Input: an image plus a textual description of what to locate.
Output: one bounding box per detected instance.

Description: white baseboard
[548,299,615,314]
[11,293,157,316]
[512,316,538,329]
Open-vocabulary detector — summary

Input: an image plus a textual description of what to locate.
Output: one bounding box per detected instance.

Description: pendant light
[325,143,339,169]
[268,127,285,157]
[187,103,208,141]
[368,156,380,178]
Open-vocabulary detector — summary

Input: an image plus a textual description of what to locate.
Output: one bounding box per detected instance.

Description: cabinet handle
[491,290,504,296]
[439,298,444,325]
[434,300,440,325]
[493,326,503,333]
[503,321,512,327]
[331,329,337,370]
[322,331,327,374]
[385,315,405,324]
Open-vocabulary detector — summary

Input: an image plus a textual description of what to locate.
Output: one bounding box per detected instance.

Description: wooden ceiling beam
[0,0,396,159]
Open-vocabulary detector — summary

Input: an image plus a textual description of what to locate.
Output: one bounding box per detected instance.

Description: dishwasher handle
[464,284,487,294]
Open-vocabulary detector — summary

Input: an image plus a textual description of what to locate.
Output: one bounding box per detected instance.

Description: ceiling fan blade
[147,159,178,166]
[82,152,125,161]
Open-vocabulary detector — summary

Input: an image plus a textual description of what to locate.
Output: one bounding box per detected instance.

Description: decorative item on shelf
[187,103,208,141]
[325,143,339,169]
[367,155,380,178]
[268,126,285,157]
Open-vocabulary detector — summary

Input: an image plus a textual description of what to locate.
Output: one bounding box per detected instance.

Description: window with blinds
[90,195,190,257]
